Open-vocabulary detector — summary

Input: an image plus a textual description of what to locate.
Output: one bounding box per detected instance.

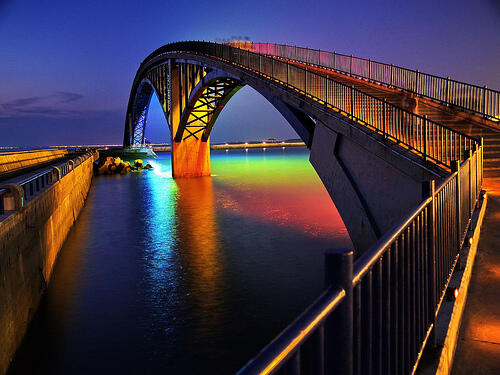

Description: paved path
[451,178,500,374]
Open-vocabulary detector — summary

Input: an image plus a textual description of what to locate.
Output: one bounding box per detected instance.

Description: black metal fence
[236,144,483,375]
[232,42,500,121]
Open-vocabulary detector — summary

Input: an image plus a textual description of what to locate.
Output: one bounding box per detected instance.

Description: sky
[0,0,499,146]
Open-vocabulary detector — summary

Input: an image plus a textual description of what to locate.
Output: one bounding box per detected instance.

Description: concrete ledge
[417,192,488,375]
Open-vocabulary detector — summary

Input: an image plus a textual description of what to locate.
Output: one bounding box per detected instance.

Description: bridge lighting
[245,142,248,145]
[282,147,285,150]
[263,148,266,151]
[447,287,459,301]
[468,236,473,246]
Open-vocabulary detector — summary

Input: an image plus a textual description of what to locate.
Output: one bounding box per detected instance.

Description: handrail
[352,196,431,286]
[236,286,345,375]
[230,42,500,120]
[136,41,480,169]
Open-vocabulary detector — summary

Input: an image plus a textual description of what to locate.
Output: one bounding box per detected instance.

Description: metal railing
[0,151,95,216]
[237,144,483,375]
[148,42,479,170]
[231,42,500,120]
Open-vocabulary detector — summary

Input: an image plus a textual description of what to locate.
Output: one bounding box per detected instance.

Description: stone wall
[0,152,97,375]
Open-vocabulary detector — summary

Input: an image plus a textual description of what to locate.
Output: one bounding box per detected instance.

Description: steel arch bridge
[123,41,494,375]
[123,41,484,254]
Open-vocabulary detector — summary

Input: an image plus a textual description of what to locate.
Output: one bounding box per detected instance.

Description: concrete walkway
[451,177,500,374]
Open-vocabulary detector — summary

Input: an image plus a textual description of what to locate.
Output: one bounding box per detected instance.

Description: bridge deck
[287,60,500,178]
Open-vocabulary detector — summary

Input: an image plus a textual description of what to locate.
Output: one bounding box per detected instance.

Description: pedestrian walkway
[451,177,500,374]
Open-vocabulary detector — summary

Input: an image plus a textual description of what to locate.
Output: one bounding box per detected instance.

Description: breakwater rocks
[93,157,152,175]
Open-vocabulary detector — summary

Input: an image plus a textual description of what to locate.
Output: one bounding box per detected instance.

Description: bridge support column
[171,139,211,178]
[170,62,211,178]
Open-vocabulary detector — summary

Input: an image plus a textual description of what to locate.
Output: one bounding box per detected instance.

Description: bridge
[123,41,498,374]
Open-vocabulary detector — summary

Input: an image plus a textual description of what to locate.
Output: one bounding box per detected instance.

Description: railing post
[445,77,450,106]
[350,86,354,119]
[468,149,473,216]
[390,64,394,87]
[0,184,24,212]
[305,66,308,94]
[424,115,428,161]
[259,53,262,73]
[325,248,354,375]
[333,51,336,70]
[415,69,419,95]
[52,167,61,181]
[452,161,462,249]
[482,86,487,117]
[325,78,329,108]
[286,61,289,87]
[423,180,437,348]
[382,99,387,137]
[349,54,353,76]
[368,59,372,81]
[272,57,274,79]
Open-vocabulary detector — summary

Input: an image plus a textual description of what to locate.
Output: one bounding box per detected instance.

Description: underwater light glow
[149,160,172,178]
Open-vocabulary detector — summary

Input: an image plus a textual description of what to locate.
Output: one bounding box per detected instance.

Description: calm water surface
[9,148,350,374]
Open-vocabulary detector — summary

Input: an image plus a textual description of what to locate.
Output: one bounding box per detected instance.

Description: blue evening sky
[0,0,498,146]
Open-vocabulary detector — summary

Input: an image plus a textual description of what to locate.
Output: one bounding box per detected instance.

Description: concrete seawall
[0,152,97,375]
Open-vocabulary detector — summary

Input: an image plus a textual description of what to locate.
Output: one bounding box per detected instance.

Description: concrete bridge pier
[309,116,443,254]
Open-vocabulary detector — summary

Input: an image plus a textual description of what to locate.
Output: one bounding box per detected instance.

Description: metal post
[305,66,307,94]
[482,86,487,117]
[259,54,262,73]
[325,78,329,107]
[423,180,437,348]
[382,99,387,137]
[350,86,354,119]
[368,59,372,81]
[325,248,354,375]
[350,54,353,76]
[286,61,289,86]
[415,70,419,95]
[390,64,394,87]
[272,57,274,79]
[468,150,473,216]
[333,51,336,70]
[424,115,428,161]
[452,161,461,249]
[445,77,450,106]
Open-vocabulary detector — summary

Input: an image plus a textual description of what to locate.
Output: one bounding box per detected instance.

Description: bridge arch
[124,42,444,254]
[124,60,316,178]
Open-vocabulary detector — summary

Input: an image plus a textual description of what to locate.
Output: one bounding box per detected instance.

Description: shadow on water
[8,149,351,374]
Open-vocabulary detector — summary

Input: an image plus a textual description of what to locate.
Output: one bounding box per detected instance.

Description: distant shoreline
[153,141,306,152]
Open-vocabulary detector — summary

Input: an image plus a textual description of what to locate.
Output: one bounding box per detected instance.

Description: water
[8,148,351,374]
